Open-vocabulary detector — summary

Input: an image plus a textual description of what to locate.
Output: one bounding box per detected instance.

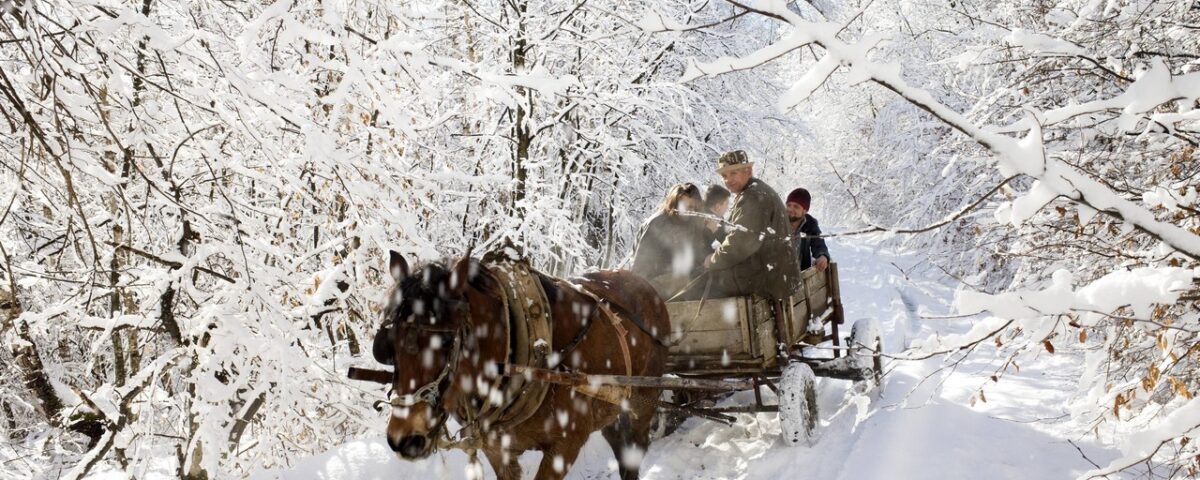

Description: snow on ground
[254,240,1118,480]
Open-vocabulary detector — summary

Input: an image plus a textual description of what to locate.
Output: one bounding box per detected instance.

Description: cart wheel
[849,319,883,392]
[779,362,818,446]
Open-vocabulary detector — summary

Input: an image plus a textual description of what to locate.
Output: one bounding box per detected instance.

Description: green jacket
[708,178,801,300]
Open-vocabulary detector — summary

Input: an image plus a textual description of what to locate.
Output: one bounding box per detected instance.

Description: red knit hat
[786,188,811,211]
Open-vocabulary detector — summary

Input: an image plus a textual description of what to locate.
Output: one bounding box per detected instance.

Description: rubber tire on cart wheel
[849,319,883,393]
[779,362,818,446]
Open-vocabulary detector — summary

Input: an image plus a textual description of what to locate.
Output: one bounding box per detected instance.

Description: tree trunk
[510,0,531,218]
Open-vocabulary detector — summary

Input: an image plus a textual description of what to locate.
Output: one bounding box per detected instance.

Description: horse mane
[395,263,453,326]
[535,271,562,303]
[394,257,508,323]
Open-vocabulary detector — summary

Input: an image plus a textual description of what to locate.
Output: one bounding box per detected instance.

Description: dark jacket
[631,212,713,298]
[707,178,802,300]
[791,214,830,271]
[698,217,727,265]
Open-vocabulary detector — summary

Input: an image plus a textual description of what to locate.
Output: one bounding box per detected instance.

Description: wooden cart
[497,264,884,443]
[655,263,883,443]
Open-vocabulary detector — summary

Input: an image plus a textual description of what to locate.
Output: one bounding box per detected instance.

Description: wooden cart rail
[348,365,760,392]
[502,364,759,391]
[347,357,872,393]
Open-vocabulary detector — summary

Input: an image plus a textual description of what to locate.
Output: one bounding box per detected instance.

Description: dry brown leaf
[1170,377,1193,400]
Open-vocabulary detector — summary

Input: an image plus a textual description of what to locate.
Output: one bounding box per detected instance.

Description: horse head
[373,251,485,460]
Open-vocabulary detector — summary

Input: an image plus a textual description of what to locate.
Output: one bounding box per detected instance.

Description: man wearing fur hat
[786,188,830,272]
[702,151,801,300]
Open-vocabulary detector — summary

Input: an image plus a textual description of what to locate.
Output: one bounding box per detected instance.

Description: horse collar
[470,259,554,430]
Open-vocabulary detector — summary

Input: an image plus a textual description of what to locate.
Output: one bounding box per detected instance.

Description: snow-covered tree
[655,0,1199,476]
[0,0,804,477]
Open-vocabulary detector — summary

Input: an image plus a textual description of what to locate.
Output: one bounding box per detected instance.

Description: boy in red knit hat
[786,188,830,272]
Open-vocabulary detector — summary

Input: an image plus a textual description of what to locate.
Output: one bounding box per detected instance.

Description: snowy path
[255,240,1117,480]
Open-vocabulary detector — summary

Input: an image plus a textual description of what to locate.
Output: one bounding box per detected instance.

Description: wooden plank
[666,347,769,374]
[789,295,811,345]
[791,295,810,313]
[790,269,819,339]
[751,298,777,367]
[666,297,745,328]
[662,355,763,374]
[668,353,759,363]
[804,273,823,293]
[789,267,837,348]
[807,284,830,316]
[801,266,823,285]
[505,364,757,392]
[828,262,844,357]
[667,297,754,356]
[786,299,810,346]
[708,405,780,414]
[670,329,748,355]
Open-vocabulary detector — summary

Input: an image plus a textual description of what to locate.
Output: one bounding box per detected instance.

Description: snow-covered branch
[680,0,1200,260]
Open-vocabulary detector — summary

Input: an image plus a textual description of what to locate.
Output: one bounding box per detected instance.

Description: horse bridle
[386,299,472,411]
[388,331,463,408]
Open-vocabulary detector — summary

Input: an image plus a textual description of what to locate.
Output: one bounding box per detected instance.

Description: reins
[663,270,713,345]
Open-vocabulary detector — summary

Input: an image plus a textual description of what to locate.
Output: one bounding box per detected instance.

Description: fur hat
[717,150,753,174]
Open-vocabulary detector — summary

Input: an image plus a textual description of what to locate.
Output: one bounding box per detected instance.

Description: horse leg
[602,410,655,480]
[624,402,657,480]
[602,413,633,480]
[532,438,586,480]
[603,390,659,480]
[482,446,523,480]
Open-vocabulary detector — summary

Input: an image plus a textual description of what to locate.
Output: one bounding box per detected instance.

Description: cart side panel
[806,289,830,336]
[665,264,846,373]
[666,297,753,357]
[805,274,831,318]
[750,296,778,368]
[790,288,812,345]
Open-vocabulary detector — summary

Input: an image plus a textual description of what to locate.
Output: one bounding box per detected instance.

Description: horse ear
[389,250,409,282]
[450,255,479,292]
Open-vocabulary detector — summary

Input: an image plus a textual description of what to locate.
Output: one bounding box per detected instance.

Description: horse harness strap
[600,302,633,377]
[574,278,671,349]
[566,286,634,408]
[474,259,553,431]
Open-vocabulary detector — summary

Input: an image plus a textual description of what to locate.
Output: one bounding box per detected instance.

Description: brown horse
[372,251,670,480]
